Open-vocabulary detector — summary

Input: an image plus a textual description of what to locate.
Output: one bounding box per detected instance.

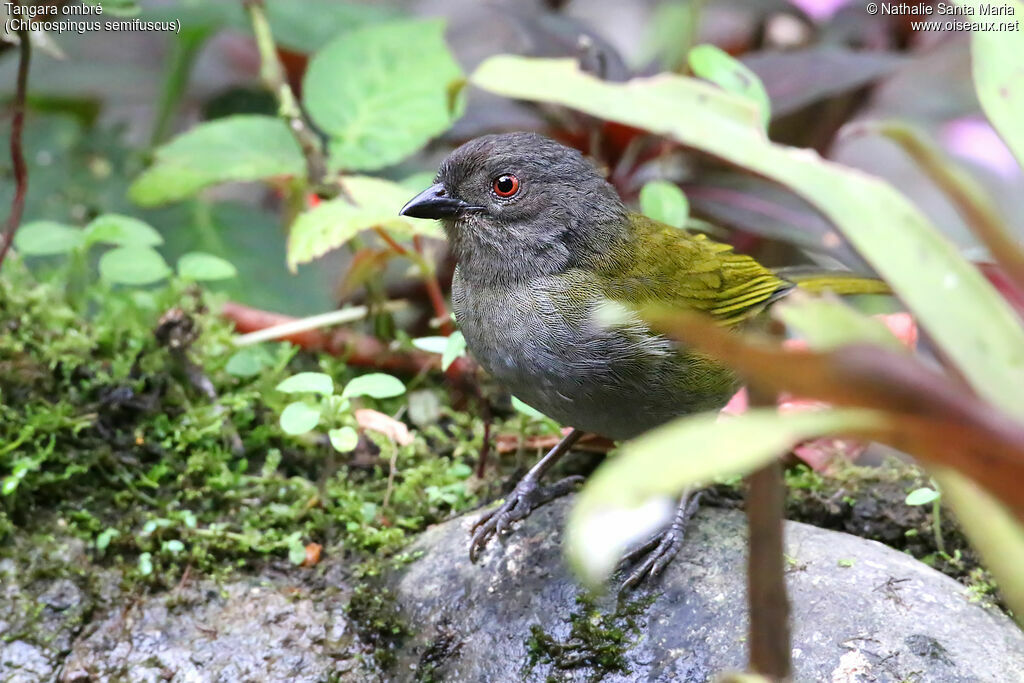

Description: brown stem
[374,227,408,256]
[0,14,31,271]
[746,383,792,681]
[413,235,454,335]
[243,0,333,196]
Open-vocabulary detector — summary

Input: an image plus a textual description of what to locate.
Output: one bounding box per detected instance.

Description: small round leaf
[639,181,689,228]
[276,372,334,395]
[13,221,84,255]
[177,252,238,281]
[328,426,359,453]
[98,246,172,285]
[905,487,941,506]
[84,214,163,247]
[341,373,406,399]
[225,347,270,378]
[280,400,322,435]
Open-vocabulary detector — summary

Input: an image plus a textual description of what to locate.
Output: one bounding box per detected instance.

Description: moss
[345,579,408,669]
[1,260,486,588]
[524,592,654,681]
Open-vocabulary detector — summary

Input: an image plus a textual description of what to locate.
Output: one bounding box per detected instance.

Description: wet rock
[61,570,377,683]
[389,498,1024,682]
[0,537,102,683]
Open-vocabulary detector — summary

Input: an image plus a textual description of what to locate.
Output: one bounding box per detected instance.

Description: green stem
[932,497,946,556]
[243,0,331,192]
[150,30,208,147]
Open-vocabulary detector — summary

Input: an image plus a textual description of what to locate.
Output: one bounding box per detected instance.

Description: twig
[233,301,408,346]
[0,14,31,271]
[221,300,443,376]
[745,383,792,681]
[243,0,332,194]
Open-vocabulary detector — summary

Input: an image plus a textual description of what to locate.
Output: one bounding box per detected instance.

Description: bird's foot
[469,474,584,563]
[618,491,702,590]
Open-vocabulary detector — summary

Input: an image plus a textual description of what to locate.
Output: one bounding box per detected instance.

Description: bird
[400,132,886,586]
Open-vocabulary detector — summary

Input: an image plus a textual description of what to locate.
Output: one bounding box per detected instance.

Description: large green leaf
[471,56,1024,420]
[957,0,1024,169]
[129,115,304,206]
[287,175,441,270]
[566,408,884,585]
[302,19,464,171]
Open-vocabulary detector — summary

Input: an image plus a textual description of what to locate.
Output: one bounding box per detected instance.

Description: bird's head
[400,132,627,284]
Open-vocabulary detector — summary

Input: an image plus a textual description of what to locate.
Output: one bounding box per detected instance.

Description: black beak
[399,183,482,220]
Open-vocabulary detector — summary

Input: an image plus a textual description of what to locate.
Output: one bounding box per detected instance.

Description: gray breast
[451,268,737,441]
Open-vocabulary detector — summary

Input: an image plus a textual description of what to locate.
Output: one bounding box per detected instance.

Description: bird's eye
[492,174,520,198]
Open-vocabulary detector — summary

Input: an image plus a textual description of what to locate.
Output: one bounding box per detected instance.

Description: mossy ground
[0,259,499,591]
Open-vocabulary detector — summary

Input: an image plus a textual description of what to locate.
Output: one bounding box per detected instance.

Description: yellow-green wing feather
[595,213,793,326]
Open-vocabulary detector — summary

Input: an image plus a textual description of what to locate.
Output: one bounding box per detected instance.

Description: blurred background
[3,0,1021,318]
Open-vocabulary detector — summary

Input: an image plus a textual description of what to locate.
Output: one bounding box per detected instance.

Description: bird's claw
[469,474,584,563]
[618,491,702,590]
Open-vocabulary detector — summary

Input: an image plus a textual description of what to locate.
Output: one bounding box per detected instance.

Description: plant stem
[413,235,454,335]
[932,497,946,556]
[243,0,331,194]
[0,12,32,272]
[745,377,792,681]
[150,30,207,147]
[233,301,408,346]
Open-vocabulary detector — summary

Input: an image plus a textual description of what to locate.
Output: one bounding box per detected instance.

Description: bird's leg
[469,428,585,563]
[619,489,702,590]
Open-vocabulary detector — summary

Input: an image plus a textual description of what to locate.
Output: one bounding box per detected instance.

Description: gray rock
[390,498,1024,682]
[0,538,100,683]
[61,572,377,683]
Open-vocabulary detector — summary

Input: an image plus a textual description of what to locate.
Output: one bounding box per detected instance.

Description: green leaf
[98,246,172,285]
[341,373,406,400]
[96,528,120,552]
[276,372,334,395]
[287,175,441,270]
[2,476,19,496]
[511,396,548,420]
[639,180,689,228]
[328,426,359,453]
[13,221,83,255]
[411,336,448,354]
[957,0,1024,169]
[224,346,271,378]
[773,297,904,351]
[129,115,304,206]
[162,539,185,554]
[935,470,1024,628]
[566,408,884,585]
[688,44,771,129]
[84,213,163,247]
[470,56,1024,422]
[137,552,153,576]
[177,252,238,281]
[287,535,308,565]
[441,331,467,372]
[302,19,464,171]
[279,400,323,435]
[905,487,941,506]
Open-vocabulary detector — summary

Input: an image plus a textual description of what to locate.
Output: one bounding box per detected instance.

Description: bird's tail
[776,267,891,296]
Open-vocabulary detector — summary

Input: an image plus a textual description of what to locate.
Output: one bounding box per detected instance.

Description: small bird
[401,132,885,585]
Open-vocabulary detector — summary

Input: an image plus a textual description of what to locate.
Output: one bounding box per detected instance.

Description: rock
[61,569,378,683]
[0,537,102,683]
[389,498,1024,682]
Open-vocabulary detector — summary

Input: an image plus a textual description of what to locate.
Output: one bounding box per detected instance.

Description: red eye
[492,174,520,197]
